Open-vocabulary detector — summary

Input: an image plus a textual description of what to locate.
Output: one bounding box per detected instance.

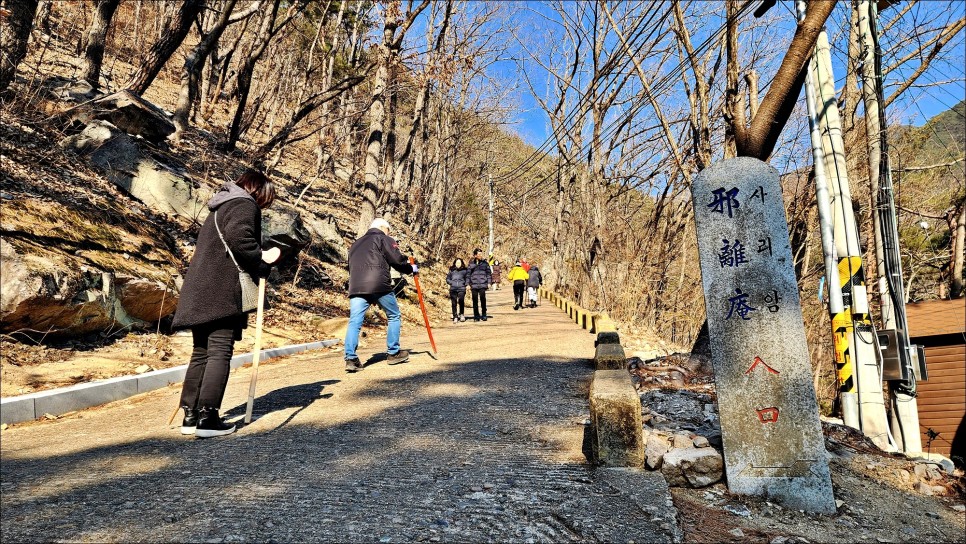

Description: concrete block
[0,338,342,425]
[136,366,188,393]
[229,339,338,369]
[590,370,644,466]
[0,396,36,424]
[33,376,138,416]
[596,319,618,333]
[594,343,626,370]
[596,331,621,347]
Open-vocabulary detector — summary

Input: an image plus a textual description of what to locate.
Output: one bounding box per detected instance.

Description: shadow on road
[223,379,340,431]
[1,355,600,541]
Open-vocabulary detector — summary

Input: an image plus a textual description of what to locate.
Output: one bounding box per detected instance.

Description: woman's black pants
[513,281,525,307]
[180,318,238,410]
[450,289,465,317]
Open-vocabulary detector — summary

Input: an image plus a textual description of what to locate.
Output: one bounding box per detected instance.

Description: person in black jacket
[344,218,416,372]
[172,170,279,438]
[467,248,492,321]
[526,265,543,308]
[446,258,469,323]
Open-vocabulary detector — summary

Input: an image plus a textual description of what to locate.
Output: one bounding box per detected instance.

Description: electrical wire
[491,2,673,184]
[495,0,763,208]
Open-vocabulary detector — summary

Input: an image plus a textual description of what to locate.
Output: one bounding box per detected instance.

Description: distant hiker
[467,248,492,321]
[446,257,469,323]
[520,257,531,272]
[507,260,530,310]
[172,170,280,438]
[344,218,417,372]
[490,259,503,290]
[526,264,543,308]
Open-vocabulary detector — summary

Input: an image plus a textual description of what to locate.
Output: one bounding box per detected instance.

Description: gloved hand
[262,247,281,264]
[411,263,419,274]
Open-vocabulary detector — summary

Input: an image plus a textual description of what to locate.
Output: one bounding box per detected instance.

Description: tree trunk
[731,0,835,160]
[952,204,966,298]
[80,0,121,90]
[35,0,51,33]
[357,12,393,235]
[126,0,206,95]
[0,0,40,93]
[225,0,283,152]
[841,3,861,136]
[225,0,307,151]
[356,0,430,235]
[172,0,241,139]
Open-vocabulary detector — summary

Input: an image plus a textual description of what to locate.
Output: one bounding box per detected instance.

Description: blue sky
[497,0,965,149]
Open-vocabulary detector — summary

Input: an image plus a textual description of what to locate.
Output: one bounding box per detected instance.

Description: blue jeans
[344,293,401,360]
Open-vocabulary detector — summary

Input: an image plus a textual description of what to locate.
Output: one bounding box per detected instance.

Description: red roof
[905,298,965,338]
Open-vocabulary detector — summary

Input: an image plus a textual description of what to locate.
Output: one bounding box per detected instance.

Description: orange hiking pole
[409,256,437,353]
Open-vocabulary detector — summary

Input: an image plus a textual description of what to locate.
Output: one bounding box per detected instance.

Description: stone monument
[691,157,836,514]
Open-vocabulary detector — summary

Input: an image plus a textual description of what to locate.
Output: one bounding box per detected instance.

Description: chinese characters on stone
[719,239,749,267]
[708,187,740,218]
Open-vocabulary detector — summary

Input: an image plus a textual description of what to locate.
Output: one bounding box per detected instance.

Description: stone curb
[0,339,340,425]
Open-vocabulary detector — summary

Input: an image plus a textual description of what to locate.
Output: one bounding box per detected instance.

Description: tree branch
[737,0,835,159]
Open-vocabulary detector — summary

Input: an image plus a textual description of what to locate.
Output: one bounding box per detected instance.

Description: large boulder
[262,205,312,263]
[41,76,102,103]
[69,90,175,144]
[301,213,347,263]
[61,120,208,220]
[645,432,672,470]
[0,240,177,337]
[660,447,724,488]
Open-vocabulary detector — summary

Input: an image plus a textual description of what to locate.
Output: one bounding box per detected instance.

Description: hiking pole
[168,403,181,425]
[244,277,267,424]
[409,256,437,353]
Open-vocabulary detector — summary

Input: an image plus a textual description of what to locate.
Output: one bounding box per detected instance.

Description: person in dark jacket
[467,248,492,321]
[172,170,279,438]
[344,218,416,372]
[526,265,543,308]
[446,258,468,323]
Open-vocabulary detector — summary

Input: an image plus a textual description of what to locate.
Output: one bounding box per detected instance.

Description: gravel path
[1,288,678,543]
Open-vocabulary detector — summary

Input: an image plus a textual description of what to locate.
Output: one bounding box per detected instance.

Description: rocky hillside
[0,41,450,395]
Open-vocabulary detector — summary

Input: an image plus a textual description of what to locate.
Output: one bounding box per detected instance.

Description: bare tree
[223,0,308,151]
[80,0,121,90]
[356,0,431,236]
[126,0,206,95]
[0,0,40,93]
[384,0,453,218]
[726,0,835,160]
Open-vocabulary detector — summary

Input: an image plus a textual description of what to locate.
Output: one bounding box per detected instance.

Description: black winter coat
[526,266,543,288]
[173,189,265,330]
[466,259,492,289]
[348,228,414,296]
[446,268,468,292]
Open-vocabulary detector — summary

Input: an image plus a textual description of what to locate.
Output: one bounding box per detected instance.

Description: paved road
[1,288,678,543]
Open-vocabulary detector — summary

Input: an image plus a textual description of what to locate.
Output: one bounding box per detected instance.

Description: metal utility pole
[800,8,849,429]
[488,173,494,257]
[801,1,894,451]
[857,0,923,453]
